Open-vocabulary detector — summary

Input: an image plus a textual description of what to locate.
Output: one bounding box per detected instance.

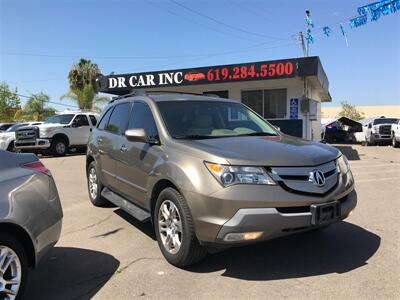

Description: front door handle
[120,145,127,152]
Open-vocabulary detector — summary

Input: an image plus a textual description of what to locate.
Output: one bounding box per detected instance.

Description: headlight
[337,154,350,174]
[205,162,276,187]
[40,127,53,137]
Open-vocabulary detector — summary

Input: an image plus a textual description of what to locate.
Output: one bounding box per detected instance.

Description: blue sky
[1,0,399,110]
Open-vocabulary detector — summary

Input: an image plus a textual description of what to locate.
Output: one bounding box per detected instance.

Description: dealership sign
[96,56,323,95]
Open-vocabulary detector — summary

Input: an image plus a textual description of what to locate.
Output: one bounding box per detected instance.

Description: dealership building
[96,56,331,141]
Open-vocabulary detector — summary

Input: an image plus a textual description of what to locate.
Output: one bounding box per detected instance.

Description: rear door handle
[120,145,127,152]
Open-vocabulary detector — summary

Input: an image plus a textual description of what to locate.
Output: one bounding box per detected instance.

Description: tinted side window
[89,115,97,126]
[74,114,90,126]
[128,102,158,139]
[98,108,113,130]
[106,103,131,134]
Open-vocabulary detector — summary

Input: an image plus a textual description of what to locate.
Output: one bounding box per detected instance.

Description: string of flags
[305,0,399,46]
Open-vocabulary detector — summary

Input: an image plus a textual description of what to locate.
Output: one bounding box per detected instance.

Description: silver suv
[86,93,357,267]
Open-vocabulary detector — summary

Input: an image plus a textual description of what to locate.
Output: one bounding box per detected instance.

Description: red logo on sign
[184,72,206,81]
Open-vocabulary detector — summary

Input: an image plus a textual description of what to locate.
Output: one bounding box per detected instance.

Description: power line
[16,93,78,108]
[228,0,275,21]
[146,0,259,42]
[168,0,290,41]
[117,41,298,74]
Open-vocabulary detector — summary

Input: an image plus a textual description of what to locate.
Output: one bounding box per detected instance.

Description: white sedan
[0,122,43,151]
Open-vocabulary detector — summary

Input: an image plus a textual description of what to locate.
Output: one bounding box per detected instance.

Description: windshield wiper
[238,132,278,137]
[174,134,216,140]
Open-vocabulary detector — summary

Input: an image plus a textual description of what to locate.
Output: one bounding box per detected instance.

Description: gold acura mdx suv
[86,92,357,267]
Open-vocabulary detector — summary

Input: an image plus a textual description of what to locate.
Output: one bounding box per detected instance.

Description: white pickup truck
[391,119,400,148]
[364,117,399,146]
[14,112,99,156]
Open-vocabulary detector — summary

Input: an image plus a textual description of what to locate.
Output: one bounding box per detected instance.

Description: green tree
[61,58,109,110]
[0,82,21,122]
[23,92,56,121]
[337,101,365,121]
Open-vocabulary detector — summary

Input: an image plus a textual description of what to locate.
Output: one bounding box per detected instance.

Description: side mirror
[274,125,281,131]
[368,123,372,129]
[125,128,148,143]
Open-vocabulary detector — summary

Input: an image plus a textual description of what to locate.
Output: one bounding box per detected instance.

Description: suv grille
[269,160,339,197]
[379,125,391,135]
[16,127,39,141]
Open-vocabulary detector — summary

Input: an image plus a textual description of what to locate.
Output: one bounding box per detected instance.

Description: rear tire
[0,233,28,300]
[51,137,68,157]
[154,188,206,267]
[87,161,110,207]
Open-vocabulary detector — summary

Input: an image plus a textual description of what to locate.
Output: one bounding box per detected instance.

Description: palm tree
[23,92,55,121]
[61,85,109,112]
[61,59,109,110]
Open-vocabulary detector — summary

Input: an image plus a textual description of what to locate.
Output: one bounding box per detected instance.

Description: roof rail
[109,90,217,103]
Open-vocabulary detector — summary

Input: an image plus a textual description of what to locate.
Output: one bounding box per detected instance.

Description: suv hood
[176,135,340,167]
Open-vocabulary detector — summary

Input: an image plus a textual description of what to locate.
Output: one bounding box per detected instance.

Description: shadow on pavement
[333,145,361,160]
[114,209,156,241]
[187,222,380,281]
[25,247,120,300]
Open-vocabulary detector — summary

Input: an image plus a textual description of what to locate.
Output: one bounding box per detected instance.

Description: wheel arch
[52,133,70,146]
[0,222,36,268]
[86,155,95,173]
[149,179,181,224]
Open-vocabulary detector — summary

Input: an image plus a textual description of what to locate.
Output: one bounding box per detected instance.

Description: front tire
[154,188,206,267]
[0,233,28,300]
[392,135,400,148]
[87,161,110,207]
[51,138,68,157]
[6,141,15,152]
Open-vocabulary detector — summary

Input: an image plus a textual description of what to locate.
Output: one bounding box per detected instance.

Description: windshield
[157,100,278,139]
[373,118,398,125]
[5,123,28,132]
[45,114,74,124]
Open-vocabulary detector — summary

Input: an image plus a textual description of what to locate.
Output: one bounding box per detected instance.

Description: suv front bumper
[15,138,51,150]
[215,190,356,244]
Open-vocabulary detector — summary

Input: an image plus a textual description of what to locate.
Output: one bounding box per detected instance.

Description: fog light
[223,231,263,242]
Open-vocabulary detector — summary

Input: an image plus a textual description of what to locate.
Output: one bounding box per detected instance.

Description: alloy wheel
[158,200,183,254]
[55,142,66,155]
[88,167,98,200]
[0,246,22,300]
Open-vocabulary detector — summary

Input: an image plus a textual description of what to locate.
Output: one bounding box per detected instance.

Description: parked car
[0,150,63,299]
[86,92,357,267]
[0,122,43,152]
[0,123,15,132]
[391,119,400,148]
[364,117,399,146]
[321,117,362,143]
[14,112,99,156]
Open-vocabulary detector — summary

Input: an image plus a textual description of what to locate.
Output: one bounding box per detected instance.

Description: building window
[203,90,229,98]
[241,89,287,119]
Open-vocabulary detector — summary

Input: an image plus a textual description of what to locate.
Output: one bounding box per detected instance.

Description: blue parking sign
[289,98,299,119]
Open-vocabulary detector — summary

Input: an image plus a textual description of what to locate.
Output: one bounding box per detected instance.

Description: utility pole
[299,31,307,57]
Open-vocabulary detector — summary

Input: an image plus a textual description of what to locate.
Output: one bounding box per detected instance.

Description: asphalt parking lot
[25,144,400,300]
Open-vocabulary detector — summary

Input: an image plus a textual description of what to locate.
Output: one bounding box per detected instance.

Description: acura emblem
[310,170,326,186]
